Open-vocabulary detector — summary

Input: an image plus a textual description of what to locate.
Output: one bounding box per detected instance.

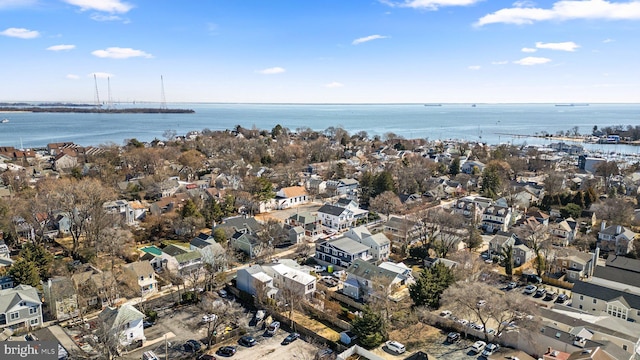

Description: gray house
[42,277,79,321]
[0,285,43,330]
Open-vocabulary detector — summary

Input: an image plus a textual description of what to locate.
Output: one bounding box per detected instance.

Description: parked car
[238,335,257,347]
[556,294,569,303]
[184,339,203,353]
[218,289,229,298]
[143,320,155,329]
[313,265,327,273]
[523,285,537,295]
[476,300,487,307]
[534,288,547,298]
[197,355,216,360]
[482,343,500,357]
[216,346,237,357]
[439,310,452,318]
[202,314,218,323]
[506,281,518,290]
[266,321,280,336]
[385,340,406,354]
[471,340,486,353]
[544,292,557,301]
[446,332,461,343]
[524,274,542,284]
[255,310,266,322]
[282,333,300,345]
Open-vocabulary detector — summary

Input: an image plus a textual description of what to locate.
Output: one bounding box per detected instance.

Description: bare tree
[199,294,247,349]
[370,191,402,220]
[441,282,540,342]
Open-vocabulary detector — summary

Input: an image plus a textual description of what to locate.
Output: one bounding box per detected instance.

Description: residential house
[0,240,13,269]
[98,304,145,348]
[0,285,43,330]
[452,197,482,223]
[288,226,305,244]
[306,177,327,195]
[424,257,459,269]
[189,232,226,271]
[461,160,485,174]
[342,259,411,300]
[160,244,203,276]
[512,243,535,267]
[213,215,262,241]
[103,200,135,225]
[550,218,578,246]
[235,265,278,300]
[285,211,321,238]
[384,216,420,243]
[262,263,316,298]
[344,226,391,261]
[554,251,595,282]
[274,186,309,210]
[325,178,359,197]
[481,205,513,233]
[315,237,371,268]
[42,277,79,321]
[597,221,638,255]
[122,261,157,297]
[317,204,355,231]
[53,152,78,171]
[230,231,264,259]
[333,198,369,221]
[0,276,14,290]
[71,268,119,309]
[488,231,517,258]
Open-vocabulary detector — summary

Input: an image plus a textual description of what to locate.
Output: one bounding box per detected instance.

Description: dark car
[143,320,155,329]
[238,335,257,347]
[446,332,461,343]
[184,339,202,353]
[534,288,547,298]
[282,333,300,345]
[197,355,216,360]
[556,294,569,303]
[216,346,237,357]
[544,292,557,301]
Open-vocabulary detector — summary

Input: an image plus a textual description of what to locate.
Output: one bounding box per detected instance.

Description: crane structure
[160,75,167,110]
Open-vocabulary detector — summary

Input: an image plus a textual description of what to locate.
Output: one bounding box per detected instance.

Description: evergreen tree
[560,203,582,219]
[181,199,202,218]
[465,225,483,251]
[351,306,387,348]
[213,228,227,244]
[8,258,40,287]
[409,262,455,308]
[481,166,501,199]
[449,157,460,176]
[20,242,53,280]
[359,171,374,208]
[501,244,514,277]
[373,171,395,198]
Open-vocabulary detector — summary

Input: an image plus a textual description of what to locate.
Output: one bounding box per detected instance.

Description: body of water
[1,103,639,153]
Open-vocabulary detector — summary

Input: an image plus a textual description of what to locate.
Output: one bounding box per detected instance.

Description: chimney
[590,247,600,277]
[600,220,606,231]
[616,225,622,234]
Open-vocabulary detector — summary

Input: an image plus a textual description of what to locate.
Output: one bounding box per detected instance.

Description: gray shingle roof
[317,204,347,217]
[572,281,640,310]
[593,266,640,288]
[346,259,397,282]
[328,237,370,255]
[0,285,41,313]
[605,254,640,273]
[99,304,144,330]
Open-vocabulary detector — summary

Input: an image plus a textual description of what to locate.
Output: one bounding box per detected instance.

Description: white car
[471,340,486,353]
[385,340,406,354]
[202,314,218,323]
[482,343,500,357]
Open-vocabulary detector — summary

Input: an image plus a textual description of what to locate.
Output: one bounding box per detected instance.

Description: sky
[1,0,640,103]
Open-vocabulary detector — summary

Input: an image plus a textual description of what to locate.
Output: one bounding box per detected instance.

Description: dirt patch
[388,322,441,352]
[291,311,341,342]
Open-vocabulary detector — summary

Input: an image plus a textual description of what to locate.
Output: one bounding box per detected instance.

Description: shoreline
[0,107,195,114]
[496,133,640,146]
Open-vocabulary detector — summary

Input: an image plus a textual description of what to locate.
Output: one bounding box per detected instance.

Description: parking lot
[211,331,319,360]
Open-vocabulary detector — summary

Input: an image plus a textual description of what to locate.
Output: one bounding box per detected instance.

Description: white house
[317,204,355,231]
[597,221,638,255]
[344,226,391,261]
[0,285,43,330]
[98,304,145,347]
[481,205,513,233]
[122,261,157,297]
[274,186,309,210]
[315,237,371,268]
[262,263,317,298]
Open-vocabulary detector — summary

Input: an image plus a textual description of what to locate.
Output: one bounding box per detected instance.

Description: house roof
[123,261,155,277]
[174,250,201,263]
[366,232,391,246]
[0,285,41,312]
[490,232,516,246]
[345,226,371,242]
[539,307,639,343]
[385,216,417,230]
[45,277,75,301]
[162,244,188,257]
[327,237,370,255]
[190,236,212,249]
[346,259,397,282]
[288,211,318,225]
[605,254,640,273]
[215,216,262,233]
[317,204,348,217]
[279,186,307,198]
[267,263,315,285]
[572,280,640,310]
[567,347,616,360]
[593,265,640,288]
[599,225,637,239]
[98,304,144,330]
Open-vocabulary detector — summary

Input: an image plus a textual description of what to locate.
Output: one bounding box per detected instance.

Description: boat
[1,118,8,123]
[424,104,442,107]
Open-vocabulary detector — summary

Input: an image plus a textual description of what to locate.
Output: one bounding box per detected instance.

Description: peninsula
[0,106,195,114]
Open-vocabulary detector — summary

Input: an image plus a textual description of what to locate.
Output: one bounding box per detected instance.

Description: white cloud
[63,0,133,13]
[491,60,509,65]
[381,0,482,10]
[90,13,129,22]
[47,44,76,51]
[257,67,286,75]
[352,34,389,45]
[66,74,80,80]
[91,47,153,59]
[0,0,37,9]
[0,27,39,39]
[521,47,537,53]
[468,65,481,70]
[325,82,344,88]
[603,38,614,43]
[514,56,552,65]
[536,41,580,51]
[476,0,640,26]
[89,72,114,79]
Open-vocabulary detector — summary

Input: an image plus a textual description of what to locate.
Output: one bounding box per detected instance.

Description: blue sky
[1,0,639,103]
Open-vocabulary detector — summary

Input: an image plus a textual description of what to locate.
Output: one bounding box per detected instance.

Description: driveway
[208,330,318,360]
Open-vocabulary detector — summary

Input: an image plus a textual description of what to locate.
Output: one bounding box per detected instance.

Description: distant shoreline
[0,107,195,114]
[496,133,640,146]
